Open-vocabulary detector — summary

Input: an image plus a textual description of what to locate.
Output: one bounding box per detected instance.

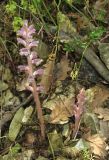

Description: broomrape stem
[33,85,45,140]
[27,57,45,140]
[72,117,81,140]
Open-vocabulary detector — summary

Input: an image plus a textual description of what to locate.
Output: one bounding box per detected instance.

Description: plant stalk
[27,56,45,140]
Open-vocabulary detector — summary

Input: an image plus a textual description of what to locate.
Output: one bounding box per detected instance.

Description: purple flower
[18,65,29,72]
[33,69,44,77]
[19,48,30,56]
[28,40,39,48]
[30,51,38,60]
[17,29,27,39]
[32,58,43,66]
[28,25,36,35]
[36,85,44,92]
[17,20,36,40]
[17,38,26,46]
[28,75,34,84]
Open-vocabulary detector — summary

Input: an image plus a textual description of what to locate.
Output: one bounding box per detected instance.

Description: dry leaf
[90,85,109,121]
[94,0,106,10]
[56,56,71,81]
[85,134,107,158]
[99,120,109,139]
[91,84,109,109]
[94,107,109,121]
[40,59,55,93]
[50,97,74,124]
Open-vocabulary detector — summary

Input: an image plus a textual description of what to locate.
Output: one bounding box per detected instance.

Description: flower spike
[17,20,45,140]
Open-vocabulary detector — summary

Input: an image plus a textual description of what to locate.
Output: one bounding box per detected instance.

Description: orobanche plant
[17,20,45,140]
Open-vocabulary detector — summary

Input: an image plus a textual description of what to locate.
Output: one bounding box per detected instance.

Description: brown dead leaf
[94,0,106,10]
[85,134,107,158]
[50,97,74,124]
[56,56,71,81]
[94,107,109,121]
[40,59,55,93]
[99,120,109,139]
[91,84,109,109]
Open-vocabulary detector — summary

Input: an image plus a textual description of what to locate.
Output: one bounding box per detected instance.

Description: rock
[98,43,109,70]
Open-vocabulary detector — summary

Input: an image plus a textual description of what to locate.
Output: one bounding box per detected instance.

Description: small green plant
[70,63,79,80]
[63,41,75,52]
[21,0,28,10]
[6,0,17,15]
[63,38,87,53]
[97,9,106,22]
[10,143,21,156]
[89,26,106,41]
[29,4,37,14]
[81,148,91,160]
[12,16,23,32]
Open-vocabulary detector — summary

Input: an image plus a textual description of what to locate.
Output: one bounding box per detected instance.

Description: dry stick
[27,57,45,140]
[77,47,109,82]
[70,32,109,82]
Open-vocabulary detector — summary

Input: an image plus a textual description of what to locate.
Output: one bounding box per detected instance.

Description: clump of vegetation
[80,148,91,160]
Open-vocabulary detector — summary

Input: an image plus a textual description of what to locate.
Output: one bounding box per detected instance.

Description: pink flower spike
[74,88,86,120]
[33,69,44,77]
[17,38,26,46]
[77,88,86,106]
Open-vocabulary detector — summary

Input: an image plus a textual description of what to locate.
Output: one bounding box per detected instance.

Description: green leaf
[22,106,33,123]
[9,107,24,141]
